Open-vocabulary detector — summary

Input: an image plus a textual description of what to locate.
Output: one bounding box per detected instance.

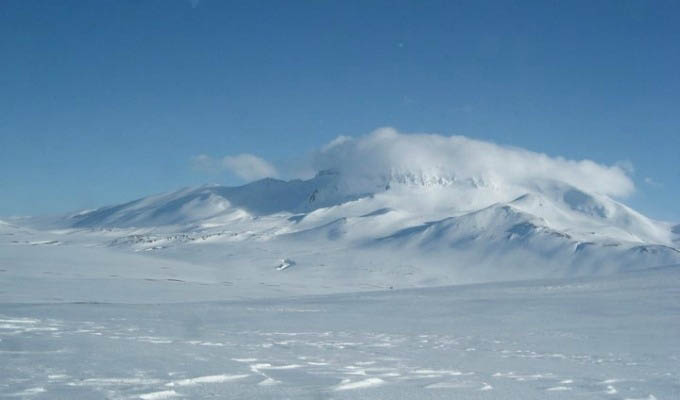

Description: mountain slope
[65,171,359,228]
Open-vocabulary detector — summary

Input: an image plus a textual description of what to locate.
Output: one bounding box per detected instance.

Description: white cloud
[222,154,278,181]
[322,135,352,152]
[191,153,278,181]
[312,127,635,197]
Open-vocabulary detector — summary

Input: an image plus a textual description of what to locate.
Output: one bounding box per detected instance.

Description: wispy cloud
[192,153,278,181]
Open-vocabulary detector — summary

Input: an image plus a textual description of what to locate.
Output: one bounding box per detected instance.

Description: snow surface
[1,264,679,399]
[2,168,680,398]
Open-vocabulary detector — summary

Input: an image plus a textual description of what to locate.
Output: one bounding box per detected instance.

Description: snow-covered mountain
[62,170,359,228]
[15,166,673,287]
[8,129,680,289]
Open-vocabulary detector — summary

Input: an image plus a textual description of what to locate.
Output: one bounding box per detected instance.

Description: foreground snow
[1,267,679,399]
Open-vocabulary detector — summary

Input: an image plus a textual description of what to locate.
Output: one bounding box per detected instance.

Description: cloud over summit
[313,127,634,197]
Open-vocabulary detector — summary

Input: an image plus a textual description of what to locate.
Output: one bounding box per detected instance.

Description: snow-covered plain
[1,262,679,399]
[2,131,680,398]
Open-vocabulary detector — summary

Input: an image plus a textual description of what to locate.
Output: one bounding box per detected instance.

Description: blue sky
[1,0,678,221]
